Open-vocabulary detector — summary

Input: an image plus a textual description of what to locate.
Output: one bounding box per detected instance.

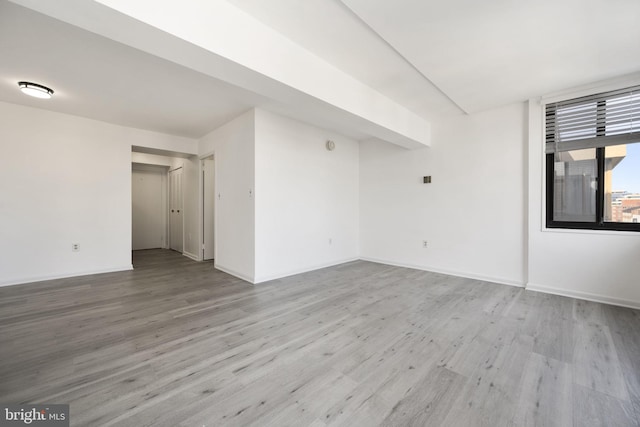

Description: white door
[132,169,164,250]
[169,167,183,253]
[203,158,215,260]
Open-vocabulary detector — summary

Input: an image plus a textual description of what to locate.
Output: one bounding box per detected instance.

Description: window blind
[545,85,640,153]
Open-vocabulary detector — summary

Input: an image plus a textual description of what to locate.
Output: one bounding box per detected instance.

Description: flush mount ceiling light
[18,81,54,99]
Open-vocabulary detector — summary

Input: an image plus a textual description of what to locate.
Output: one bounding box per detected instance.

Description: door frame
[202,156,215,260]
[199,151,217,264]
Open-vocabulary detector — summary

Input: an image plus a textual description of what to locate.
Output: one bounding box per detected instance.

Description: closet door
[169,167,183,253]
[132,169,164,250]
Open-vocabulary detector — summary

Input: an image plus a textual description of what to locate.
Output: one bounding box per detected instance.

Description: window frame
[545,90,640,232]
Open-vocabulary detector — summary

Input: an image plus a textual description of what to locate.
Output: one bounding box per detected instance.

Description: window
[546,85,640,231]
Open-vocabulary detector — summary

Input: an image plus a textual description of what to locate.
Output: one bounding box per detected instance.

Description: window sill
[541,226,640,237]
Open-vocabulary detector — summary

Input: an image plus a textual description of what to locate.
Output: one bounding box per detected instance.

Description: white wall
[199,110,256,281]
[0,102,197,286]
[132,137,197,156]
[360,103,527,286]
[0,101,194,286]
[359,94,639,308]
[527,99,640,308]
[131,152,175,167]
[253,109,359,282]
[4,95,637,311]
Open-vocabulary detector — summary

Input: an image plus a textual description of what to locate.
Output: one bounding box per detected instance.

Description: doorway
[132,165,167,250]
[169,167,183,253]
[202,156,215,260]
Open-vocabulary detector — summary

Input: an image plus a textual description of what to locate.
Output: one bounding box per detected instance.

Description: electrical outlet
[422,240,428,248]
[72,243,80,252]
[329,238,333,245]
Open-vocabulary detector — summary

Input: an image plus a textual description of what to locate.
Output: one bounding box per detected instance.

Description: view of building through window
[606,142,640,223]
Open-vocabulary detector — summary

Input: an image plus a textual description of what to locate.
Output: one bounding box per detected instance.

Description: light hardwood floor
[1,249,639,426]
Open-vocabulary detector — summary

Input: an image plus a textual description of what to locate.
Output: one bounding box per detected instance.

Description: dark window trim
[545,96,640,232]
[545,153,640,232]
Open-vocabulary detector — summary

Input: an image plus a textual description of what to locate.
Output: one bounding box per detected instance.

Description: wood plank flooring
[1,249,639,426]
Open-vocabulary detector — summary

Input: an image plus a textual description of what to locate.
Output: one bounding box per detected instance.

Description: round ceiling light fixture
[18,81,54,99]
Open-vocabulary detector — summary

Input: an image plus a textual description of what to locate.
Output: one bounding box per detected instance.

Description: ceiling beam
[9,0,431,149]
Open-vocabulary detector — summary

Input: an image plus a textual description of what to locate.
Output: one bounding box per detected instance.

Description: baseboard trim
[526,282,640,310]
[214,264,254,284]
[253,257,360,284]
[359,257,525,288]
[0,265,134,288]
[183,251,201,262]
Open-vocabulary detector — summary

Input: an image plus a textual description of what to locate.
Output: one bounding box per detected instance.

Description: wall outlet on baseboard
[422,240,428,248]
[72,243,80,252]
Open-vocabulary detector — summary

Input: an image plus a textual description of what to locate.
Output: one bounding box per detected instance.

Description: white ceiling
[0,1,268,139]
[1,0,639,140]
[231,0,640,114]
[226,0,464,119]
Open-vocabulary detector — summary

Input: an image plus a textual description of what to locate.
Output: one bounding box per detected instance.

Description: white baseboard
[0,265,134,288]
[183,251,201,262]
[526,282,640,310]
[253,257,360,284]
[359,256,525,288]
[214,264,254,284]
